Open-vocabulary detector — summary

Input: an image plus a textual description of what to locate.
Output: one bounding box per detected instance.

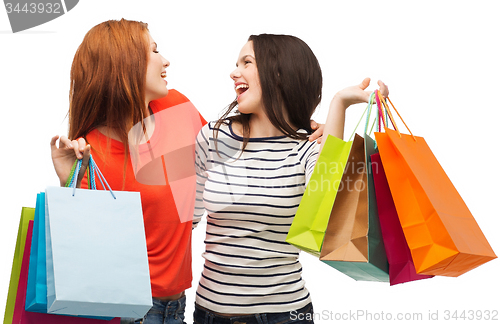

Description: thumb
[360,77,371,90]
[50,135,60,152]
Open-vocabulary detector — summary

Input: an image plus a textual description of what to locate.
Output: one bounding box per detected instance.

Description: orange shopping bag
[374,91,496,276]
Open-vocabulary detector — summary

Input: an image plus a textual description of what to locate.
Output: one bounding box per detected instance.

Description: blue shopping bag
[44,157,152,318]
[25,192,47,312]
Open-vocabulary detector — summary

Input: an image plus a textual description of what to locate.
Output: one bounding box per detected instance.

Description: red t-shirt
[82,90,206,297]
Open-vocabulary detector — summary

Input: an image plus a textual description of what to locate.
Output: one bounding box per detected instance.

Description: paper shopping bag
[3,208,35,324]
[44,157,152,318]
[319,134,389,282]
[286,134,353,256]
[25,192,48,312]
[374,95,496,276]
[12,217,120,324]
[44,186,152,318]
[371,153,433,285]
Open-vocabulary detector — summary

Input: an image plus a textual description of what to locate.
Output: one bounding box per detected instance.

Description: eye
[244,60,251,65]
[153,50,159,54]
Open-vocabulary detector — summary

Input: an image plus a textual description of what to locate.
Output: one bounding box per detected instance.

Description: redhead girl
[192,34,387,324]
[50,19,204,324]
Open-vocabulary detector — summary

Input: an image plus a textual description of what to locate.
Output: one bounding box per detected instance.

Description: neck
[97,104,155,144]
[248,113,283,137]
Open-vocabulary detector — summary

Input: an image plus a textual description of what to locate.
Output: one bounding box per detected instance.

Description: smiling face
[230,41,264,115]
[145,32,170,104]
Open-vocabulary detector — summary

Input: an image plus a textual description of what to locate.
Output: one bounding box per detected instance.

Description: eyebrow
[235,55,255,67]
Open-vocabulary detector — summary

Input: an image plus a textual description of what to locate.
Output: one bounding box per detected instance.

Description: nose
[162,55,170,68]
[230,67,241,80]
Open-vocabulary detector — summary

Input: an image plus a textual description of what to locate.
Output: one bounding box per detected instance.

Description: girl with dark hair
[192,34,388,323]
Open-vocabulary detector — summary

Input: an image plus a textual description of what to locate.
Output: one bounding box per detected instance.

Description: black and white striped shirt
[193,121,319,314]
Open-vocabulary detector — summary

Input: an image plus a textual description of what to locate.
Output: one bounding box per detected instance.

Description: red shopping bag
[371,152,433,285]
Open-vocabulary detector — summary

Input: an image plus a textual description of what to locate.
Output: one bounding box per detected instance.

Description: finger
[76,145,91,188]
[77,138,87,157]
[317,137,322,144]
[359,77,371,90]
[71,138,87,159]
[58,136,73,149]
[309,128,320,141]
[377,80,389,98]
[50,135,60,151]
[310,120,318,129]
[309,123,324,142]
[70,139,82,159]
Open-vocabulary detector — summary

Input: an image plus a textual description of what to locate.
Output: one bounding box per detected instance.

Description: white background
[1,1,499,323]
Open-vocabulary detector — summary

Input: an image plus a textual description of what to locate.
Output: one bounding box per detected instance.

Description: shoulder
[197,122,213,145]
[297,138,319,161]
[149,89,190,113]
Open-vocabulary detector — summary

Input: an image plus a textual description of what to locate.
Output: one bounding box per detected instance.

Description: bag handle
[374,89,394,132]
[376,90,416,141]
[348,91,379,141]
[65,160,78,188]
[69,155,116,199]
[366,92,381,135]
[65,159,96,190]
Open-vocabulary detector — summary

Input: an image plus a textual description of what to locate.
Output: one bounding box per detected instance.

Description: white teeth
[235,84,249,90]
[161,72,166,78]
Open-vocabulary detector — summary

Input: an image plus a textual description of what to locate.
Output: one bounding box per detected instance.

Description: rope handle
[348,91,380,141]
[64,159,78,188]
[375,90,416,141]
[69,154,116,199]
[66,159,95,190]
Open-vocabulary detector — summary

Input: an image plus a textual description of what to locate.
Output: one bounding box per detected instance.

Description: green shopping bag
[3,207,35,324]
[285,135,353,257]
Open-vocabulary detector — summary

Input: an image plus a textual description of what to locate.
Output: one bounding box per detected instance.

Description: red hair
[68,19,150,152]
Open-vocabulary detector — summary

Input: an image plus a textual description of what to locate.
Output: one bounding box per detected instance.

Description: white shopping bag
[45,158,152,318]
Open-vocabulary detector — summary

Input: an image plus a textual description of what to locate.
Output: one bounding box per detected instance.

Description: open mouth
[235,83,249,97]
[161,72,166,79]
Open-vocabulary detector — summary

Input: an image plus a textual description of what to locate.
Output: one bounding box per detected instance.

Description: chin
[236,108,252,115]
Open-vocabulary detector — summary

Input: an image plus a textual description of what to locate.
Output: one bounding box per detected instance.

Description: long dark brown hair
[68,19,150,158]
[214,34,323,151]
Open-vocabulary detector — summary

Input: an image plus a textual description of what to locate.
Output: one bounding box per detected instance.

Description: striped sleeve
[192,124,210,229]
[298,140,319,186]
